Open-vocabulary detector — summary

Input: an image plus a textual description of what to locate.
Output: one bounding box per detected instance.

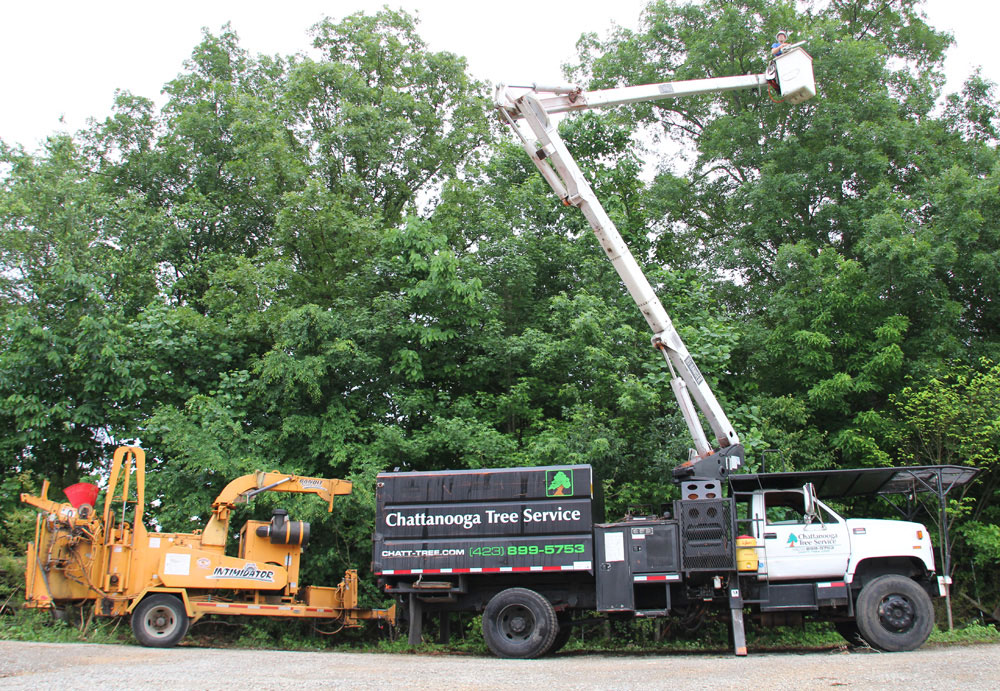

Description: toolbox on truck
[593,499,735,613]
[595,521,682,612]
[374,465,598,576]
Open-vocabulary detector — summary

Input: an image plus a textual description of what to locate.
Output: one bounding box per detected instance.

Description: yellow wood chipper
[21,446,394,646]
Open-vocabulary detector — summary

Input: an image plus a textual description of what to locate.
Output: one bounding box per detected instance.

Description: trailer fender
[128,588,204,623]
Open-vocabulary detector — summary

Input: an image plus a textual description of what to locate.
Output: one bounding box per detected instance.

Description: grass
[0,608,132,645]
[3,604,997,655]
[927,621,1000,645]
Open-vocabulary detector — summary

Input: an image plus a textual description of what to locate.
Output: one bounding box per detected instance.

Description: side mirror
[803,482,818,521]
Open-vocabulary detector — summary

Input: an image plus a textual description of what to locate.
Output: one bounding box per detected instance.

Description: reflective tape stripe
[378,563,591,576]
[632,573,681,582]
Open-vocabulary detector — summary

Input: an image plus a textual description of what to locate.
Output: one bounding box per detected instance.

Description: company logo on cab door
[786,530,839,552]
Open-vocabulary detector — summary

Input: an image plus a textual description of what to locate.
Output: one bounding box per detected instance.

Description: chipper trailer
[373,48,981,658]
[22,446,394,647]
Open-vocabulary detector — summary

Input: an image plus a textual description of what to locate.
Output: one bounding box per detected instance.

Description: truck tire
[545,620,573,656]
[834,620,864,645]
[482,588,558,659]
[131,594,190,648]
[855,575,933,652]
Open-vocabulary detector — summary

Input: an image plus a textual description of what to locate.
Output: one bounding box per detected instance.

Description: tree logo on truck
[546,470,574,497]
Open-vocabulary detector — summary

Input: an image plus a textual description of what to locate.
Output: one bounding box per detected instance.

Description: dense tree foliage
[570,0,999,600]
[2,2,997,614]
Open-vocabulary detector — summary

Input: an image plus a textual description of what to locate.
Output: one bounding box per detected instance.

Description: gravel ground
[1,640,998,690]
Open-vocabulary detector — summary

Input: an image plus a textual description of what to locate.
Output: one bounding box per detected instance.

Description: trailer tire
[482,588,558,659]
[855,575,933,652]
[131,594,190,648]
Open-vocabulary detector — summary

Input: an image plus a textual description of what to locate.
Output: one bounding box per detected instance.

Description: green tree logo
[546,470,574,497]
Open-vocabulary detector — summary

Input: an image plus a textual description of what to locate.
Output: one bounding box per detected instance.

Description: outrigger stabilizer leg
[729,584,748,656]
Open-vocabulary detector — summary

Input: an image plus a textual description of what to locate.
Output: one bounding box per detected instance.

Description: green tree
[885,360,1000,608]
[571,0,999,473]
[890,360,999,513]
[0,137,147,491]
[4,0,998,618]
[0,10,490,586]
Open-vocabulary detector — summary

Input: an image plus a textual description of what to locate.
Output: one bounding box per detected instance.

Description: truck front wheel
[131,594,190,648]
[855,575,933,652]
[482,588,558,658]
[833,620,864,645]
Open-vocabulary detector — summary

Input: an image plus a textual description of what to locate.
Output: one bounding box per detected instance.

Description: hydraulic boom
[495,49,815,477]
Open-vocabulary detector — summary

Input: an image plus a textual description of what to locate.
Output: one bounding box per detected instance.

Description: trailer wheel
[131,594,190,648]
[855,575,933,652]
[482,588,558,659]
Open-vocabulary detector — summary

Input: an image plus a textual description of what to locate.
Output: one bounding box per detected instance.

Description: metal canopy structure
[730,464,981,628]
[728,465,980,499]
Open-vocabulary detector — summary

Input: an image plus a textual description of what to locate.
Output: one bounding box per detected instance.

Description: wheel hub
[498,604,535,641]
[147,607,176,636]
[878,594,915,632]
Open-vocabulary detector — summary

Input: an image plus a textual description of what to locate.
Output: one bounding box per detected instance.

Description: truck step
[634,609,669,618]
[408,580,455,589]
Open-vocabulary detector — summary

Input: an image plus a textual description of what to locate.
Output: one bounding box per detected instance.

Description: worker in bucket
[771,30,790,56]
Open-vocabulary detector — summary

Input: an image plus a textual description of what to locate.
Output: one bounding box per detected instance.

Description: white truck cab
[724,466,980,653]
[748,485,935,584]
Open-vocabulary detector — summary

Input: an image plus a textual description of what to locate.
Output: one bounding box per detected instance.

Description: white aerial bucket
[774,48,816,104]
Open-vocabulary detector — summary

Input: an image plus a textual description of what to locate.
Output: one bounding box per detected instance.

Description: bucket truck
[374,49,979,659]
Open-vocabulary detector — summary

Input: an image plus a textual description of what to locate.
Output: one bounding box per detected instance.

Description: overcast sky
[1,0,997,150]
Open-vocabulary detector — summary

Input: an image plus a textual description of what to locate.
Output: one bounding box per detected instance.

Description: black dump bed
[374,465,596,576]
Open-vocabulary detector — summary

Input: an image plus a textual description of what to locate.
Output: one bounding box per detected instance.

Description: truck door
[754,489,851,581]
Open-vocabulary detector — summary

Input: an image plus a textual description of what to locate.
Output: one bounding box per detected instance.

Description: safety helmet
[776,30,788,40]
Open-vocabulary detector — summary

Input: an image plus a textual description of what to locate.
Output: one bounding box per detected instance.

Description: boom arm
[510,73,767,116]
[496,53,815,466]
[202,472,352,546]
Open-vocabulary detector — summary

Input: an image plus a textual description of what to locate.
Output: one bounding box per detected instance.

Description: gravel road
[1,640,998,690]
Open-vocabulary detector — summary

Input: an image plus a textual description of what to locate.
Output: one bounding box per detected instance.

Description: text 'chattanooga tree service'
[383,506,584,530]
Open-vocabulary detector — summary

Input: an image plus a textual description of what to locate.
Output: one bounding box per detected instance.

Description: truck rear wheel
[855,575,933,652]
[545,619,574,656]
[131,594,190,648]
[482,588,558,659]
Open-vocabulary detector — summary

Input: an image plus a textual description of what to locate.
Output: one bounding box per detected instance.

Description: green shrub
[929,621,1000,644]
[0,606,131,644]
